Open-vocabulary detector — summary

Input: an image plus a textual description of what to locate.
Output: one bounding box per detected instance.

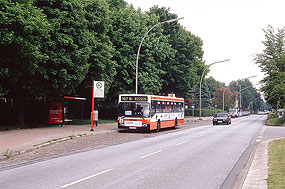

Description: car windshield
[229,110,236,113]
[118,102,150,118]
[215,113,228,117]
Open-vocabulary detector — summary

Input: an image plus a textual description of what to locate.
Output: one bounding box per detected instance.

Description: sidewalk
[0,123,117,157]
[0,116,211,157]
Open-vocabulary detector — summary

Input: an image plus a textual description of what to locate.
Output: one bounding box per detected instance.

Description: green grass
[268,138,285,188]
[266,118,285,126]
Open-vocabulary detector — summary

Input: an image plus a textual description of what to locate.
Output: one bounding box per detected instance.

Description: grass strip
[268,138,285,188]
[266,118,285,126]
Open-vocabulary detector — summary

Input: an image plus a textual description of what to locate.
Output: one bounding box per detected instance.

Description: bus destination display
[121,96,148,102]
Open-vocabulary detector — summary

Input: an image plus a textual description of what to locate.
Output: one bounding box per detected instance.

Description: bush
[268,112,279,119]
[279,116,285,124]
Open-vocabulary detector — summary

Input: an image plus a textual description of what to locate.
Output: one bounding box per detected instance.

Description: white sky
[125,0,285,86]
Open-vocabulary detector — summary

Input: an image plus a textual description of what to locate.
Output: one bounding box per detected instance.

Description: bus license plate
[125,121,142,127]
[129,127,136,130]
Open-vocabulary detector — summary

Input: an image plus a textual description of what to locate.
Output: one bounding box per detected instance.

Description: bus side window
[170,102,174,112]
[161,102,166,112]
[167,102,170,113]
[156,101,161,113]
[178,103,181,112]
[151,101,156,116]
[151,101,155,112]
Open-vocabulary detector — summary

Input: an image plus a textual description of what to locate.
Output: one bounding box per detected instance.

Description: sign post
[91,81,105,131]
[192,104,195,117]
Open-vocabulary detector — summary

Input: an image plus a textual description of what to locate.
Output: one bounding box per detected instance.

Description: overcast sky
[125,0,285,86]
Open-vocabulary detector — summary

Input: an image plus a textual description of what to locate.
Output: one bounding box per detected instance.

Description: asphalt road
[0,115,267,189]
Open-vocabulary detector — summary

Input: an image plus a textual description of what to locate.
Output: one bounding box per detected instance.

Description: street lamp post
[199,59,230,120]
[236,75,257,110]
[135,17,184,94]
[222,87,229,113]
[248,96,262,114]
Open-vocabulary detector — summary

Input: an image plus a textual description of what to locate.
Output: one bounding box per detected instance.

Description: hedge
[185,108,223,117]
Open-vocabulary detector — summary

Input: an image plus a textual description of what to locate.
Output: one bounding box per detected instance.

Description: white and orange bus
[118,94,184,131]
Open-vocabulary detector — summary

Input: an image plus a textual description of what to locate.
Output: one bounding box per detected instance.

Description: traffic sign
[94,81,105,98]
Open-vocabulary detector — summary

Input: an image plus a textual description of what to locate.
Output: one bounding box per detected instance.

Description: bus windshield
[118,102,150,118]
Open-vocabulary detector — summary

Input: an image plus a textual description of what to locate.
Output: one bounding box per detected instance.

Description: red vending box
[49,102,63,124]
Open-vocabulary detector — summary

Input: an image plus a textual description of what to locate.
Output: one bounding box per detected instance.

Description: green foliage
[148,6,205,98]
[211,87,235,110]
[0,0,49,98]
[107,4,175,98]
[229,79,264,110]
[255,25,285,109]
[193,84,211,108]
[2,149,13,159]
[268,112,279,119]
[76,0,116,97]
[185,108,222,117]
[35,0,92,96]
[205,76,225,98]
[0,0,208,127]
[0,0,50,126]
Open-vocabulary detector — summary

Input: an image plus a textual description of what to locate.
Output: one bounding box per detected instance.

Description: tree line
[0,0,276,127]
[0,0,205,125]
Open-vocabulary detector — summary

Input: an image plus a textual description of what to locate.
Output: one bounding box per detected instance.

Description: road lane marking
[61,169,113,188]
[140,150,162,159]
[256,127,265,142]
[176,140,188,146]
[197,134,205,138]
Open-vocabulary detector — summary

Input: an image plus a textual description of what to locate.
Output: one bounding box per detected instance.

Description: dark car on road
[213,113,231,125]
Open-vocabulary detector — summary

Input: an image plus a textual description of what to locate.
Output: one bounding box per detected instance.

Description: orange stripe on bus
[149,119,184,130]
[151,96,184,102]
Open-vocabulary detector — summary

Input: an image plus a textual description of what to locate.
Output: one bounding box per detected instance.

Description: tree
[35,0,92,97]
[75,0,116,98]
[148,6,205,98]
[205,76,225,98]
[211,87,235,110]
[0,0,50,125]
[229,79,263,110]
[107,3,175,100]
[193,84,211,108]
[255,25,285,109]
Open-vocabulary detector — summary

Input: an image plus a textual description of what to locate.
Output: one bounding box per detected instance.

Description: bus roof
[119,94,184,102]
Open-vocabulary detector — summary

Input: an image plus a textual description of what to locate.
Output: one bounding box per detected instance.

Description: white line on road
[176,140,188,146]
[140,150,163,159]
[61,169,113,188]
